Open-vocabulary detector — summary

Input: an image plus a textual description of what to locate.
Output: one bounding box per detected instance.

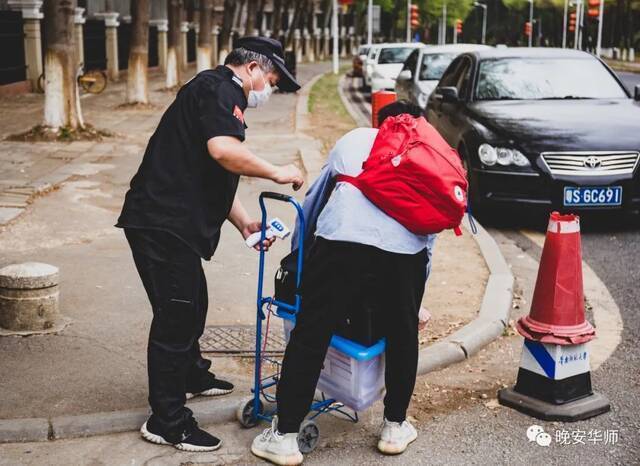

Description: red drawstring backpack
[336,114,468,235]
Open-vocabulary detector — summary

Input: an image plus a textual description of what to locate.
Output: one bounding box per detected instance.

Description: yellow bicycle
[37,63,107,94]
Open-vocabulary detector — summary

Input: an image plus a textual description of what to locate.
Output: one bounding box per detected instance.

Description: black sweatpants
[124,228,213,439]
[276,237,428,433]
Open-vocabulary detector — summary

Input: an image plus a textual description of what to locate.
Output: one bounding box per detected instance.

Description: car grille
[541,151,640,176]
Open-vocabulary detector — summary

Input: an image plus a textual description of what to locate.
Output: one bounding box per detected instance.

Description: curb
[337,75,370,128]
[0,396,244,444]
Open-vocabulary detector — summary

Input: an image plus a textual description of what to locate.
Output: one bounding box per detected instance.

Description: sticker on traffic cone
[371,91,396,128]
[498,212,610,421]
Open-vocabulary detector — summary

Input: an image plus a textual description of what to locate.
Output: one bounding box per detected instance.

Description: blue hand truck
[235,191,385,453]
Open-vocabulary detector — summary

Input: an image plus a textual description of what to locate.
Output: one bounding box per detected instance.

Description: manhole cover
[200,324,287,355]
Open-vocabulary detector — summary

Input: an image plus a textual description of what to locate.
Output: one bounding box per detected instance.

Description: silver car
[395,43,492,109]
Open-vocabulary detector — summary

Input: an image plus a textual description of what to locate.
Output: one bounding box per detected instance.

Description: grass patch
[308,67,356,155]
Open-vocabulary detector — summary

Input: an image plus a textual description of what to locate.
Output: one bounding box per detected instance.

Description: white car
[395,43,492,109]
[362,44,382,90]
[368,43,424,93]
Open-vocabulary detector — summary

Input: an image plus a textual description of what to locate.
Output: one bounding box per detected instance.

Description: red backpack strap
[335,174,359,187]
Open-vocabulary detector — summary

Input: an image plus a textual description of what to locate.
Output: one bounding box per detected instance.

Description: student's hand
[242,221,276,251]
[273,164,304,191]
[418,306,431,332]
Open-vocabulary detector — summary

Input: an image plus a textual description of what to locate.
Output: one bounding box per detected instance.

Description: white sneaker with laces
[377,418,418,455]
[251,418,303,465]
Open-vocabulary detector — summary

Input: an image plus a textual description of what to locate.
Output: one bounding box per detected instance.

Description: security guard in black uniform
[116,37,302,452]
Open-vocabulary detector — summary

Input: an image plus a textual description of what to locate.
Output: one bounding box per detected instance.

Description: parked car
[367,42,424,93]
[352,45,370,78]
[362,44,382,90]
[426,47,640,214]
[395,44,492,109]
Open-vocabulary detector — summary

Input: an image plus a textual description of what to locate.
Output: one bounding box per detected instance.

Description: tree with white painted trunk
[43,0,84,130]
[127,0,150,104]
[166,0,182,88]
[197,0,213,72]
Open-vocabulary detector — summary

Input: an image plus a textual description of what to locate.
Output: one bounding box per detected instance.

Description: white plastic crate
[282,316,385,412]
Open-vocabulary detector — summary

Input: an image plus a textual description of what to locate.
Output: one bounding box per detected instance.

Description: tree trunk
[43,0,84,130]
[127,0,149,104]
[286,0,304,48]
[272,0,283,37]
[256,0,267,35]
[246,0,258,36]
[166,0,182,87]
[197,0,213,71]
[219,0,236,64]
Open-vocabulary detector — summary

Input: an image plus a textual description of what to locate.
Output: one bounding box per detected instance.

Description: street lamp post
[562,0,568,48]
[367,0,372,45]
[332,0,338,74]
[407,0,412,42]
[596,0,604,56]
[528,0,534,47]
[441,2,447,45]
[473,2,487,45]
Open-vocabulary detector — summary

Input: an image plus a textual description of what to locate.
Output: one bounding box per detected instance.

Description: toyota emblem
[584,156,602,169]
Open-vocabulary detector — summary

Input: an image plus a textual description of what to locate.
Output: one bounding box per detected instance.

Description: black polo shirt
[116,66,248,260]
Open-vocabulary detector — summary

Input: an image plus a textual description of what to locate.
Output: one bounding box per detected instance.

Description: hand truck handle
[259,191,293,203]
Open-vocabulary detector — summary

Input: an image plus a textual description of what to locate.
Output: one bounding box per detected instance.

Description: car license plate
[563,186,622,206]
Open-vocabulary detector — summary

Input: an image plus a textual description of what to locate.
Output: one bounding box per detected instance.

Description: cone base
[498,387,610,422]
[517,317,595,345]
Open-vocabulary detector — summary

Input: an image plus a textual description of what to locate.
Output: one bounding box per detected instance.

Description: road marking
[520,229,623,370]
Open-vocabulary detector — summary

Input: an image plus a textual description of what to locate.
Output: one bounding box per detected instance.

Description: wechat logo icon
[526,425,552,447]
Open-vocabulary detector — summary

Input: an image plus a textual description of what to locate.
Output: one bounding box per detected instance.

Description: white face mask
[247,66,272,108]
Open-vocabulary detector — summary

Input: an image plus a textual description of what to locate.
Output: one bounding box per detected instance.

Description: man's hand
[273,164,304,191]
[242,221,276,251]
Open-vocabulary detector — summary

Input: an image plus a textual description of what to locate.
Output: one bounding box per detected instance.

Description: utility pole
[528,0,533,47]
[562,0,568,48]
[573,0,580,49]
[406,0,411,42]
[442,3,447,45]
[596,0,604,56]
[473,2,487,45]
[332,0,338,74]
[367,0,372,45]
[578,0,584,50]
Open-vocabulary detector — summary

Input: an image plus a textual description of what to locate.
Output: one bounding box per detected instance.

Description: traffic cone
[371,91,396,128]
[498,212,610,421]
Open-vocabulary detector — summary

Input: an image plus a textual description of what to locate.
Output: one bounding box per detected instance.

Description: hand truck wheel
[236,396,263,428]
[297,419,320,453]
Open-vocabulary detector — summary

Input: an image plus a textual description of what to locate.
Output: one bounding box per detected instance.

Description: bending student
[251,101,435,465]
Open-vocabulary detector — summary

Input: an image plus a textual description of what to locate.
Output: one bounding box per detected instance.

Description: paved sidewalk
[0,62,488,423]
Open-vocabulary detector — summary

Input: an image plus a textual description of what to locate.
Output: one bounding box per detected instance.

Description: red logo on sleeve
[233,105,244,123]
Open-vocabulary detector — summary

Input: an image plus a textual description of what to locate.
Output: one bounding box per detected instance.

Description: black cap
[235,36,301,93]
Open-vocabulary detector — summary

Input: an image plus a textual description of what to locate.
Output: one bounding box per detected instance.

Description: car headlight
[478,143,530,167]
[478,143,497,166]
[418,92,428,108]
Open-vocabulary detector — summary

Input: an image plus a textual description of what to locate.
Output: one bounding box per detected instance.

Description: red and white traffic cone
[498,212,610,421]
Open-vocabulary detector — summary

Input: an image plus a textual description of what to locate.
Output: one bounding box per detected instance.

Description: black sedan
[426,47,640,215]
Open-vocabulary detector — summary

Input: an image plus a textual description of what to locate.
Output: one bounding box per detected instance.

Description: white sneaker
[251,418,303,465]
[377,418,418,455]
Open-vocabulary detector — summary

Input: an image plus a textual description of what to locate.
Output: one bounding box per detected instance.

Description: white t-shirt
[315,127,432,254]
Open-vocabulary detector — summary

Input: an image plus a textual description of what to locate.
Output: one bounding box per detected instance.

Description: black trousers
[276,238,428,434]
[124,228,212,438]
